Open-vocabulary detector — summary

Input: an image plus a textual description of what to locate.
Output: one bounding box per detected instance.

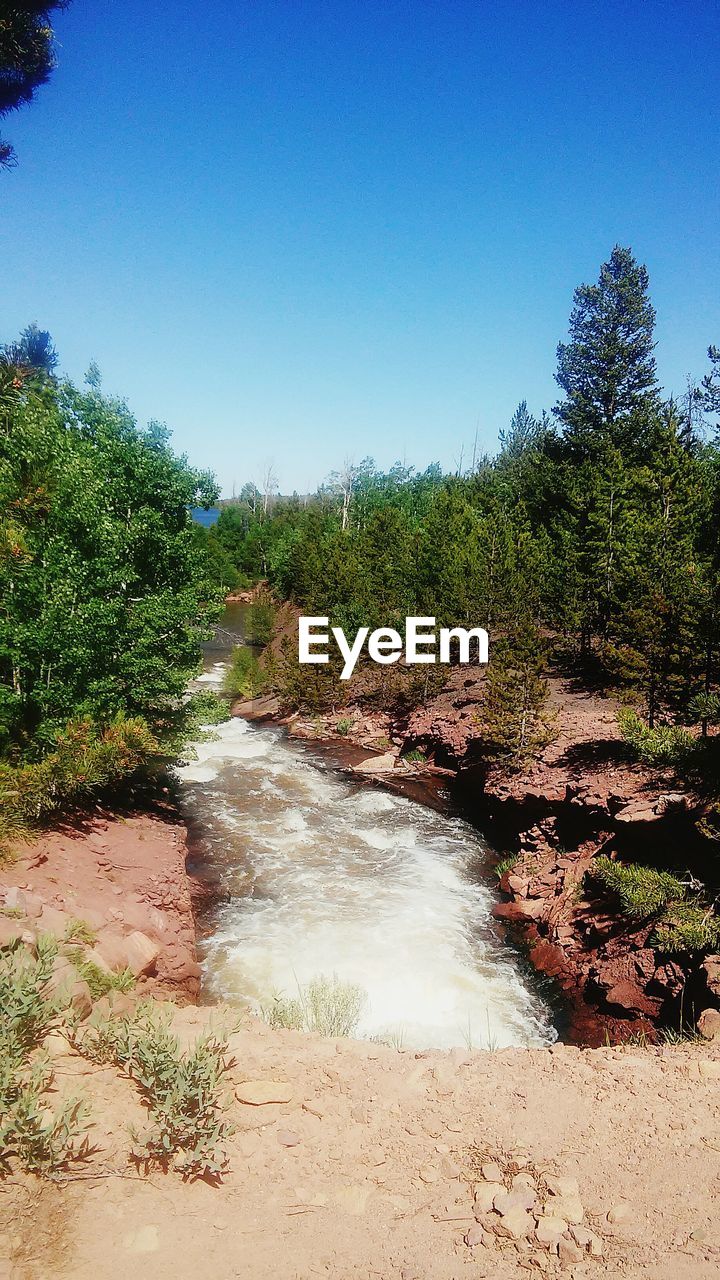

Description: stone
[607,1201,632,1225]
[545,1175,580,1199]
[94,930,159,977]
[494,1187,536,1215]
[418,1165,440,1184]
[507,875,529,895]
[0,917,27,949]
[547,1195,583,1224]
[698,1059,720,1080]
[464,1223,486,1248]
[236,1080,293,1105]
[354,752,397,775]
[569,1226,604,1258]
[535,1216,568,1246]
[69,979,93,1020]
[481,1161,504,1183]
[36,905,70,937]
[697,1009,720,1041]
[558,1237,584,1267]
[492,1207,533,1240]
[277,1129,300,1147]
[473,1183,503,1215]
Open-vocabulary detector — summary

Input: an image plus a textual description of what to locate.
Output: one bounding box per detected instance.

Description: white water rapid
[177,658,557,1051]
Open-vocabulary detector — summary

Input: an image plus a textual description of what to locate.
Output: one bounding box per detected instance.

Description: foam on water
[176,712,557,1050]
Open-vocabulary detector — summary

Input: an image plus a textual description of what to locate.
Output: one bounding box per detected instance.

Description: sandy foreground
[2,1008,719,1280]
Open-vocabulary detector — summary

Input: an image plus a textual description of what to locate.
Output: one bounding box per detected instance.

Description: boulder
[354,752,397,775]
[0,916,27,949]
[698,1008,720,1041]
[94,930,160,977]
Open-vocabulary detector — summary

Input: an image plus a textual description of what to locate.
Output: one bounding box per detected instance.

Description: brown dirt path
[2,1008,719,1279]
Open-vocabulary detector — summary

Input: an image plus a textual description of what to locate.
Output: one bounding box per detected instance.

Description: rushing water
[176,610,557,1051]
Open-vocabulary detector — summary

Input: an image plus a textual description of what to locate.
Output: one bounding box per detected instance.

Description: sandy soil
[2,1008,719,1280]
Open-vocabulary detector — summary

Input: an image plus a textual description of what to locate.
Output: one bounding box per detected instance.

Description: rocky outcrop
[0,807,201,1005]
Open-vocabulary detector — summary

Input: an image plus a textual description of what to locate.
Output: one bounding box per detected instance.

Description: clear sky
[2,1,719,496]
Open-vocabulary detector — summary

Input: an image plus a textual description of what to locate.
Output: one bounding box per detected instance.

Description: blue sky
[2,1,719,496]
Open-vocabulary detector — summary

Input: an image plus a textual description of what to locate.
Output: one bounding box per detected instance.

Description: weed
[78,1006,234,1180]
[651,903,720,953]
[63,947,135,1000]
[404,748,427,763]
[0,938,89,1175]
[493,854,517,880]
[336,718,353,736]
[261,974,366,1038]
[64,919,97,946]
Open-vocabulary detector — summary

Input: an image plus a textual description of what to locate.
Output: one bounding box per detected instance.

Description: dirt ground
[2,1007,719,1280]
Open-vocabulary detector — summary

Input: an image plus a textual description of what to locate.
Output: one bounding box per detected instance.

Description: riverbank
[232,638,720,1044]
[2,1006,719,1279]
[0,801,201,1005]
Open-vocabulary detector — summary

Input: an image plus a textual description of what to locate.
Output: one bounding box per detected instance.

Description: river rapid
[175,607,558,1051]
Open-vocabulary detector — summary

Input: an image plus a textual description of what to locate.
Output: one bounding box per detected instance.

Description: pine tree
[555,246,659,461]
[480,624,554,761]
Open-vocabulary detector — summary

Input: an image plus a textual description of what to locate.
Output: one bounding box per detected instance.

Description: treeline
[0,327,221,843]
[205,246,720,737]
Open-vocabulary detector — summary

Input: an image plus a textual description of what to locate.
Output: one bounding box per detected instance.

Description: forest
[204,246,720,759]
[0,328,223,847]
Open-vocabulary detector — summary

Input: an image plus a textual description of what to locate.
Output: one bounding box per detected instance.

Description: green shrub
[336,718,353,737]
[0,938,89,1175]
[588,855,685,918]
[0,715,157,832]
[222,646,267,699]
[404,748,426,763]
[652,904,720,953]
[79,1006,234,1180]
[618,708,695,767]
[494,854,517,880]
[261,974,366,1038]
[63,948,135,1000]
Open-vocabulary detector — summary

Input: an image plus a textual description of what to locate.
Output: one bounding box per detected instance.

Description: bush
[222,646,267,699]
[63,947,135,1000]
[79,1006,234,1180]
[0,715,157,833]
[652,904,720,953]
[494,854,517,880]
[588,855,685,918]
[261,974,366,1038]
[618,708,695,767]
[0,938,89,1175]
[336,718,353,736]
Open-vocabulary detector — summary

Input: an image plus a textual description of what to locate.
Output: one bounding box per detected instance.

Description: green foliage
[222,646,267,700]
[651,904,720,953]
[588,855,685,918]
[80,1006,234,1180]
[617,708,695,766]
[245,598,276,646]
[0,362,221,757]
[404,747,426,763]
[261,974,366,1038]
[63,918,97,945]
[494,855,517,879]
[63,947,134,999]
[0,715,157,832]
[0,937,89,1175]
[335,718,353,736]
[0,4,69,170]
[479,624,555,762]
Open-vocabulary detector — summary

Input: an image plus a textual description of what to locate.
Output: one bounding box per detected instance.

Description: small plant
[0,938,89,1175]
[78,1006,234,1180]
[335,718,353,737]
[651,903,720,953]
[64,918,97,946]
[404,748,426,763]
[588,855,685,919]
[618,708,695,767]
[64,948,135,1000]
[494,854,517,880]
[261,974,366,1038]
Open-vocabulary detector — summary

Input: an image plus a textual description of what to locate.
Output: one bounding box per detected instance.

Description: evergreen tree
[0,2,69,169]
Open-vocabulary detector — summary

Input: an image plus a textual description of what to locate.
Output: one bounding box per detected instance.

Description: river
[176,605,558,1051]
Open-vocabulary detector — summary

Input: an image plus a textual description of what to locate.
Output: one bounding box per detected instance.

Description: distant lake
[190,506,220,527]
